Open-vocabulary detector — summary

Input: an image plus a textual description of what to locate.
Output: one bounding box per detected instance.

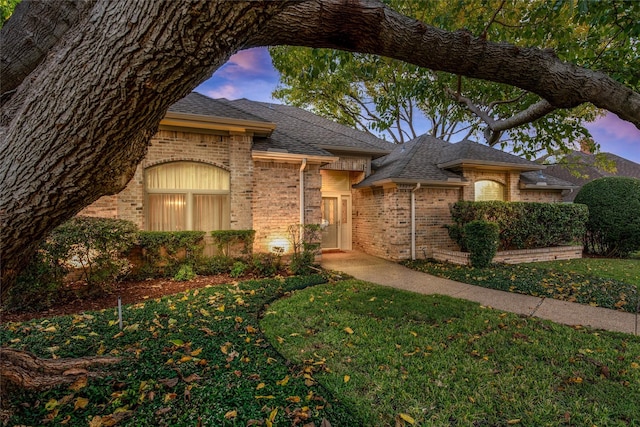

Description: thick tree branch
[0,0,95,103]
[251,0,640,128]
[447,87,556,145]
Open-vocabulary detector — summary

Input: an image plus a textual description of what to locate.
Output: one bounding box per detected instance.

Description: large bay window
[145,162,230,231]
[474,180,505,201]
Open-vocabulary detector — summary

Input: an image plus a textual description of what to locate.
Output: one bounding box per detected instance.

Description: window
[145,162,230,231]
[475,180,505,201]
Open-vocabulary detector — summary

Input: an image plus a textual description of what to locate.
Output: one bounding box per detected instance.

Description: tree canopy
[1,0,639,289]
[271,0,639,159]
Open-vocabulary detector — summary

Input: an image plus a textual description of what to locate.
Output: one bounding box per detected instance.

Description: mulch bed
[0,274,237,323]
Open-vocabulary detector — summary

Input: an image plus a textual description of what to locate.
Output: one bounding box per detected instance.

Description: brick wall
[433,245,583,265]
[252,161,322,254]
[82,129,232,229]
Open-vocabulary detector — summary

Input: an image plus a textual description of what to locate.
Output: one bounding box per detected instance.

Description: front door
[321,194,352,250]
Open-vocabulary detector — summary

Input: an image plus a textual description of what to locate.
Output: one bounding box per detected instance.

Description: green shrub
[195,255,233,276]
[288,224,321,275]
[211,230,255,257]
[51,216,138,287]
[173,264,196,281]
[448,201,587,250]
[574,177,640,257]
[230,261,248,278]
[5,217,138,311]
[137,231,205,277]
[251,253,280,277]
[463,220,499,268]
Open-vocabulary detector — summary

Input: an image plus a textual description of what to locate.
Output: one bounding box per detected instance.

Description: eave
[437,159,545,172]
[355,177,469,189]
[252,150,338,165]
[161,111,276,136]
[319,145,392,159]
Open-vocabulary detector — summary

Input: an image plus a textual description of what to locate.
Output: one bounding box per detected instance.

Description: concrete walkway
[321,251,639,336]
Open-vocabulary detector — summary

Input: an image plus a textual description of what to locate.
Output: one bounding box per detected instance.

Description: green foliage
[0,0,19,28]
[230,261,248,278]
[251,253,280,277]
[49,217,138,288]
[194,255,233,276]
[263,280,640,426]
[173,264,196,282]
[574,177,640,257]
[463,220,499,268]
[404,259,639,313]
[210,230,255,257]
[1,275,364,426]
[268,0,637,156]
[288,224,321,275]
[448,201,587,250]
[137,231,205,277]
[4,216,138,311]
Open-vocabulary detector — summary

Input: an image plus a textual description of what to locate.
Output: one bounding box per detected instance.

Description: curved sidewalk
[321,251,639,336]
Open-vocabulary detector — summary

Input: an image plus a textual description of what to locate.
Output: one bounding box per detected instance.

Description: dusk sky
[196,47,640,163]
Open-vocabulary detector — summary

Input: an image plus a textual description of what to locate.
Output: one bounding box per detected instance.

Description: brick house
[82,92,575,260]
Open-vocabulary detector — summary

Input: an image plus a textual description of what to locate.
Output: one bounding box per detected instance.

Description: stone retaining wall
[432,245,583,265]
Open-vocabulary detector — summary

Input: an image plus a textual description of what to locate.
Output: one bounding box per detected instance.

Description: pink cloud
[586,113,640,141]
[204,85,239,100]
[216,48,274,80]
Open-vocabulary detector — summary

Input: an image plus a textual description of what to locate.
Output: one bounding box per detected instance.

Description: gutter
[411,183,421,260]
[300,159,307,225]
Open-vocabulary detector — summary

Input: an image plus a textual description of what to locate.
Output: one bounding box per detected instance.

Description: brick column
[229,132,253,230]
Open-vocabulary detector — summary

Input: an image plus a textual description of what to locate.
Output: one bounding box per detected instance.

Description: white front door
[321,193,352,250]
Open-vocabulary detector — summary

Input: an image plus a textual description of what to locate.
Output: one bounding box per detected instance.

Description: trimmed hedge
[448,201,587,251]
[210,229,255,257]
[136,231,206,277]
[574,177,640,257]
[464,220,499,268]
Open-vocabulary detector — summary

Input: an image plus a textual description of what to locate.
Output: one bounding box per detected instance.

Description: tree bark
[1,0,639,291]
[0,0,94,104]
[0,348,119,391]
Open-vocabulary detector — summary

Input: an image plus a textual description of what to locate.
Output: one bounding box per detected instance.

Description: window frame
[144,162,230,231]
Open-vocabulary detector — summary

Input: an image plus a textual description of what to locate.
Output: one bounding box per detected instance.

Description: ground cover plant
[261,280,640,426]
[526,258,640,288]
[403,259,640,313]
[0,275,360,426]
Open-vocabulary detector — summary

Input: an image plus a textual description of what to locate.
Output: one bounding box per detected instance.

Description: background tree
[1,0,640,295]
[271,0,639,159]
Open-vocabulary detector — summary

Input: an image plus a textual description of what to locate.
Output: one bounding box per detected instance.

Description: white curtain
[193,194,230,231]
[148,194,186,231]
[146,162,229,190]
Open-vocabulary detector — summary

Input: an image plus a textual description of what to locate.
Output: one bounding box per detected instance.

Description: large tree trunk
[1,0,639,292]
[0,348,120,392]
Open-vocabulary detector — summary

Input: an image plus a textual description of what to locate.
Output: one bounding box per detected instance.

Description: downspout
[411,183,421,260]
[299,159,307,225]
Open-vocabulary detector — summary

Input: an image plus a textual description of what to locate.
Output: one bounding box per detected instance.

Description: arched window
[475,180,505,201]
[145,162,230,231]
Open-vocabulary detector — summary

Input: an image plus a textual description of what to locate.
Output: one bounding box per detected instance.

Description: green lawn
[404,258,640,312]
[262,280,640,426]
[0,275,360,426]
[3,275,639,426]
[527,258,640,287]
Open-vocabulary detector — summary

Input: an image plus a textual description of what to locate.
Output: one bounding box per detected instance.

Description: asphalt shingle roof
[437,139,539,168]
[225,99,393,156]
[168,92,266,123]
[542,151,640,201]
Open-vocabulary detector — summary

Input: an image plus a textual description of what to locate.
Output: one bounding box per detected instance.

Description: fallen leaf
[344,327,354,334]
[164,393,177,403]
[276,375,290,386]
[69,376,88,391]
[224,410,237,420]
[74,397,89,410]
[190,347,203,356]
[507,419,521,425]
[184,373,201,383]
[398,413,415,424]
[159,378,179,388]
[155,407,171,416]
[256,383,266,390]
[343,375,350,383]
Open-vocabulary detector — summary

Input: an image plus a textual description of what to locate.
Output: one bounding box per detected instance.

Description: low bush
[574,177,640,257]
[288,224,321,275]
[136,231,205,277]
[448,201,587,250]
[464,220,499,268]
[251,252,281,277]
[5,217,138,311]
[195,255,233,276]
[230,261,248,278]
[210,230,255,257]
[173,264,196,281]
